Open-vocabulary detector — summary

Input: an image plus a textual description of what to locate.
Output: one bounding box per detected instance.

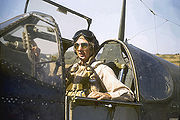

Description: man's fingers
[97,95,104,100]
[88,92,111,100]
[88,92,102,98]
[88,92,100,98]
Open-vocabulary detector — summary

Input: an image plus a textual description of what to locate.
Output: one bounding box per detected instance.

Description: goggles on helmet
[72,30,95,40]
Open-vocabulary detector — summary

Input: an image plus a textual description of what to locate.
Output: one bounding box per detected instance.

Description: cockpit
[0,12,64,87]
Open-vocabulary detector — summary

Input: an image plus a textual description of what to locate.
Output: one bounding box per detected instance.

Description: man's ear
[89,45,94,56]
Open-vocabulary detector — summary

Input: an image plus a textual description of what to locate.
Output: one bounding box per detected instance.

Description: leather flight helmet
[72,29,99,54]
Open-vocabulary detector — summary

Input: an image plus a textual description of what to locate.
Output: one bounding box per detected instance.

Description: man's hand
[88,92,111,100]
[32,45,41,57]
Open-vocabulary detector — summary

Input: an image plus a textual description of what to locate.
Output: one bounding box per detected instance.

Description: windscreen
[27,0,88,40]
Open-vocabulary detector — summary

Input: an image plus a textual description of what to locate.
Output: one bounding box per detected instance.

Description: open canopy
[26,0,90,40]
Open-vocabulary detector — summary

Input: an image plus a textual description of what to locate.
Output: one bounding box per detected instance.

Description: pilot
[31,41,41,61]
[66,29,134,101]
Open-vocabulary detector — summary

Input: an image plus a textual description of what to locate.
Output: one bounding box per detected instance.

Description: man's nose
[77,44,83,50]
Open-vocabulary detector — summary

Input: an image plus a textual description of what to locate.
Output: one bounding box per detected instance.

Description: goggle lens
[74,43,89,50]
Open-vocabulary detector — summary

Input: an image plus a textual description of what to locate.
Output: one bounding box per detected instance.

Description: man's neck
[79,57,95,66]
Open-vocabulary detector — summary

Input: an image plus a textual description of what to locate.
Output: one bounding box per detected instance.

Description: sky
[0,0,180,54]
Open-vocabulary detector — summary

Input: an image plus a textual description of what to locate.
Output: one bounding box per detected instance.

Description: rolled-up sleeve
[95,64,135,101]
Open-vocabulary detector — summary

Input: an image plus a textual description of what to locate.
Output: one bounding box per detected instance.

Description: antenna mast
[118,0,126,41]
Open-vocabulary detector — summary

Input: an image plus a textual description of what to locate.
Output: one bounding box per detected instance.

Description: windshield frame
[24,0,92,30]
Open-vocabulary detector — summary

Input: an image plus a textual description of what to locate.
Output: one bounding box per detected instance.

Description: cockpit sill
[66,96,142,107]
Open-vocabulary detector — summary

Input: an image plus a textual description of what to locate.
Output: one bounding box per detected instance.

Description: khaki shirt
[92,61,134,101]
[67,60,135,101]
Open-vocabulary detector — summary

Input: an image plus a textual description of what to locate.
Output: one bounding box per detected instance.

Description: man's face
[31,41,41,57]
[74,36,91,63]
